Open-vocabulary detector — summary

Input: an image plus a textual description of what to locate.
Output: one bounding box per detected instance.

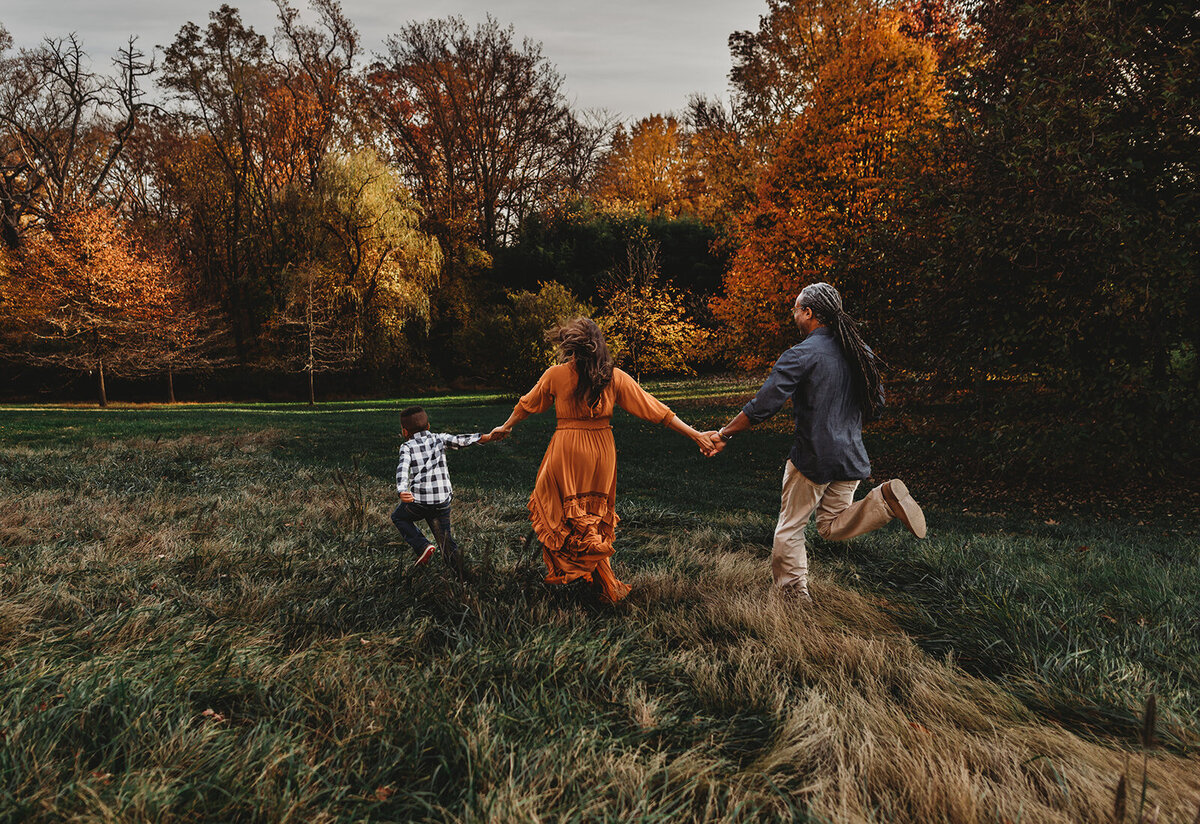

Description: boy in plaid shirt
[392,406,503,572]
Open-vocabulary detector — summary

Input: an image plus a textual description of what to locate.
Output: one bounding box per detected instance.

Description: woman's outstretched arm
[492,366,555,438]
[665,414,719,456]
[491,406,530,439]
[614,369,716,456]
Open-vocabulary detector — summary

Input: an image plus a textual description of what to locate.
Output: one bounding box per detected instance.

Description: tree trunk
[168,368,176,404]
[307,280,316,406]
[97,358,108,408]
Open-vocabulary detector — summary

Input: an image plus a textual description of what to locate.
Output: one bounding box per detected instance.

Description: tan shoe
[778,583,813,605]
[882,479,927,538]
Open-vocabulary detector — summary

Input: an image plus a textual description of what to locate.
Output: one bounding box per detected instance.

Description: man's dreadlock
[798,283,884,422]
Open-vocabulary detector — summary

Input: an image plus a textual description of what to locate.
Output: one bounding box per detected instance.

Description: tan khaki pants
[772,459,894,590]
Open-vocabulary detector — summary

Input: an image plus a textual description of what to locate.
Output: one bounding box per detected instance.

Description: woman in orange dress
[493,318,714,603]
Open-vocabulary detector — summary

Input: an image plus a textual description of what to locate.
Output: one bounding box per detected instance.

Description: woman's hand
[700,431,726,456]
[692,430,719,457]
[488,425,512,441]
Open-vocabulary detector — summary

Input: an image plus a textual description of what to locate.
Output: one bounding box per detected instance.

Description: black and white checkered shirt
[396,430,482,504]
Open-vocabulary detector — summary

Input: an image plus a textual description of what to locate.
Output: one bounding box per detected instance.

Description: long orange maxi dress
[516,362,676,603]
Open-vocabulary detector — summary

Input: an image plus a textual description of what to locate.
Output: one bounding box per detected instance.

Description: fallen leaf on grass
[201,708,227,723]
[373,786,395,802]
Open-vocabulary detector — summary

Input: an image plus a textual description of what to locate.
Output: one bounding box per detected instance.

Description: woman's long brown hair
[549,317,613,407]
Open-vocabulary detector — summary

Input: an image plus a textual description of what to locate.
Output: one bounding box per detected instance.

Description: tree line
[0,0,1194,463]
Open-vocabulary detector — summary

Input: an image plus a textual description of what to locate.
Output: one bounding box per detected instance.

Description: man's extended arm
[705,349,807,454]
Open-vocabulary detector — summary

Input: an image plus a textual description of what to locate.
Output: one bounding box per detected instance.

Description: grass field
[2,381,1198,822]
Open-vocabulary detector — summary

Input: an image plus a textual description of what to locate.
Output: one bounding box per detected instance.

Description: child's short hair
[401,406,429,433]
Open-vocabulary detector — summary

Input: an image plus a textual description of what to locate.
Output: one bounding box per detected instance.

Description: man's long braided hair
[798,283,884,422]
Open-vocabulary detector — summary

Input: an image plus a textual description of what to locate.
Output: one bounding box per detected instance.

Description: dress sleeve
[613,368,675,425]
[516,367,556,415]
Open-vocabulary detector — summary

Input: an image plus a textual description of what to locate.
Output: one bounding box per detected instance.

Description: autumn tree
[728,0,883,155]
[601,234,706,378]
[593,115,705,218]
[684,96,759,233]
[0,207,184,406]
[713,3,950,367]
[366,16,575,253]
[158,1,358,360]
[553,109,618,206]
[0,27,153,248]
[269,149,442,399]
[692,0,968,242]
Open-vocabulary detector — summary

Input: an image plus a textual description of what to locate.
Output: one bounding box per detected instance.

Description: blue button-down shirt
[741,326,882,484]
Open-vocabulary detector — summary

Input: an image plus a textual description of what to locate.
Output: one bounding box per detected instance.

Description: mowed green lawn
[1,381,1198,822]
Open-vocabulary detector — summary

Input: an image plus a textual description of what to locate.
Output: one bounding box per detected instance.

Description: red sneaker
[414,544,436,566]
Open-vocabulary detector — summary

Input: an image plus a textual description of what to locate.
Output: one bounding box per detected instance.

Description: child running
[391,405,503,575]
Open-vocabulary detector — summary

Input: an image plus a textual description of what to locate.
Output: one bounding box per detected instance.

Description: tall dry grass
[1,426,1197,822]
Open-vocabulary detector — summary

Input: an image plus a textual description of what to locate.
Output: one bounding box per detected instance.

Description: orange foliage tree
[593,115,706,218]
[713,5,949,367]
[1,208,188,405]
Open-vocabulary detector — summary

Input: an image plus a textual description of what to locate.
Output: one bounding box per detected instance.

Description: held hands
[693,430,723,457]
[701,431,727,457]
[486,425,512,442]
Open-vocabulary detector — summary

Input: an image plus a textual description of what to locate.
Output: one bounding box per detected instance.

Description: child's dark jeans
[390,499,461,568]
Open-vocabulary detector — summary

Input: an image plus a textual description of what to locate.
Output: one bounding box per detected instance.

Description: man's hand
[400,491,414,503]
[701,431,727,456]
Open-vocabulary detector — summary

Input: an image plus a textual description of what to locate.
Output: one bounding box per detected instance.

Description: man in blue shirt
[707,283,926,603]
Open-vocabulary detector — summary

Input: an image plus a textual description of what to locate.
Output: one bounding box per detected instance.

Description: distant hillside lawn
[1,381,1197,822]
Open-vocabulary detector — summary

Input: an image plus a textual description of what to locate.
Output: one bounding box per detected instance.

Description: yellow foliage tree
[270,149,442,400]
[601,234,706,378]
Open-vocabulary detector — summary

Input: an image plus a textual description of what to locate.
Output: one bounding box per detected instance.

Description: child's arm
[439,432,485,449]
[396,444,414,502]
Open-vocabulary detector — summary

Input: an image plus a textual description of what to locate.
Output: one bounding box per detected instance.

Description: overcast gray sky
[1,0,765,120]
